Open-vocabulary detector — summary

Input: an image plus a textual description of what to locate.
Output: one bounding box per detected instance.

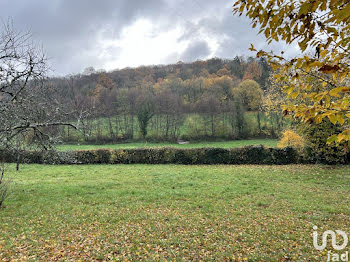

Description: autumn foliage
[233,0,350,144]
[278,129,304,152]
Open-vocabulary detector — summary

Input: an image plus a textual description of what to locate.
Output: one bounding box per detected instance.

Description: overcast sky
[0,0,298,76]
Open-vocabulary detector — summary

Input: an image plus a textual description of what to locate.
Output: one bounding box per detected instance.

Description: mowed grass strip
[0,164,349,261]
[58,139,278,151]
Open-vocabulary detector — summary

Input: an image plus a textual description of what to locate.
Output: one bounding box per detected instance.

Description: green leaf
[327,134,338,144]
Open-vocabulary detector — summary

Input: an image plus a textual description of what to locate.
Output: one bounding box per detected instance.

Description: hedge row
[0,146,301,165]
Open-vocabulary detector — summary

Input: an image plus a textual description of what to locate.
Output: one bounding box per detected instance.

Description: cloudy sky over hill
[0,0,297,75]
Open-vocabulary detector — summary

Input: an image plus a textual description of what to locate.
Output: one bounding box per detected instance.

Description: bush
[75,149,111,164]
[278,129,304,153]
[0,145,334,165]
[299,121,348,164]
[42,151,77,165]
[227,145,298,165]
[22,151,43,164]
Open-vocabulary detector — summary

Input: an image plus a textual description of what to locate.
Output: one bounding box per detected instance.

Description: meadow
[1,164,349,261]
[58,139,278,151]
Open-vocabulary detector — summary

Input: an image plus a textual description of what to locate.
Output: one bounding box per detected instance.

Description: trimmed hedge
[0,146,303,165]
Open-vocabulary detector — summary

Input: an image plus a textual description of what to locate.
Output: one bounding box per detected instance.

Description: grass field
[58,139,278,151]
[1,164,349,260]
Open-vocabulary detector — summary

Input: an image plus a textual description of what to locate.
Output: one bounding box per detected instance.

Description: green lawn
[1,164,349,260]
[58,139,278,151]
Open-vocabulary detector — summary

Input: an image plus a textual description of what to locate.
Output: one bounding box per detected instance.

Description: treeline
[50,57,286,143]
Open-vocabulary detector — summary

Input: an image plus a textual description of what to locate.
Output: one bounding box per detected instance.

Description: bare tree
[196,94,220,137]
[0,20,75,149]
[155,89,183,140]
[116,88,138,139]
[60,75,95,142]
[0,20,75,207]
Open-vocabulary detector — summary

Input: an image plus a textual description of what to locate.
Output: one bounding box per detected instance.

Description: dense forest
[50,57,286,143]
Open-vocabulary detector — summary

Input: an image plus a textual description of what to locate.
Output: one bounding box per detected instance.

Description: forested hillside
[50,57,286,143]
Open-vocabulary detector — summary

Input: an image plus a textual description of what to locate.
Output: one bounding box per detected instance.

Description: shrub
[74,149,112,164]
[95,149,112,163]
[42,151,77,165]
[110,150,128,164]
[203,148,230,164]
[22,151,43,164]
[0,146,325,165]
[76,150,97,164]
[278,129,304,153]
[0,150,15,163]
[299,121,348,164]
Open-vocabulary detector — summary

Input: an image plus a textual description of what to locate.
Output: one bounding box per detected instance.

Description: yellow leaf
[329,87,350,97]
[328,114,337,124]
[290,92,299,99]
[249,44,256,51]
[320,50,328,58]
[286,87,294,95]
[337,114,345,125]
[299,3,309,15]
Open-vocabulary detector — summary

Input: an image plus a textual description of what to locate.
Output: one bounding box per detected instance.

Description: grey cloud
[0,0,296,76]
[0,0,167,75]
[175,3,299,60]
[180,40,211,62]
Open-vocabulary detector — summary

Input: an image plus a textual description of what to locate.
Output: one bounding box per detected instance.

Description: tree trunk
[16,153,21,171]
[165,114,169,139]
[131,114,134,139]
[270,114,275,137]
[257,111,261,136]
[107,116,114,140]
[67,126,70,139]
[115,116,120,137]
